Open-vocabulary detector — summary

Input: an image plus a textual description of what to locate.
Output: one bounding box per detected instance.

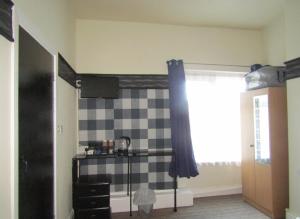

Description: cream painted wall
[76,19,265,74]
[287,78,300,217]
[285,0,300,217]
[12,0,77,218]
[264,1,300,217]
[0,36,12,219]
[285,0,300,61]
[56,78,77,219]
[262,14,286,66]
[179,165,241,196]
[14,0,75,66]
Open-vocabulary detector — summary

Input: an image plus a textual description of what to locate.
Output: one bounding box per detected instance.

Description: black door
[19,26,54,219]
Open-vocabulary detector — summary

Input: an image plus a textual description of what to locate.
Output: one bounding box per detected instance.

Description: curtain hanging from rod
[0,0,14,42]
[167,59,199,178]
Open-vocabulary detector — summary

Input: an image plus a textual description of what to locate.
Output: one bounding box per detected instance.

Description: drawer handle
[90,189,96,193]
[90,214,96,218]
[90,201,96,205]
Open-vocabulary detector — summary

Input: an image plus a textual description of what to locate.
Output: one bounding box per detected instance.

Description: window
[186,70,245,165]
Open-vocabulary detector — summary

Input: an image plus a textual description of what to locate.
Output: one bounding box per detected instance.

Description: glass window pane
[253,95,270,163]
[186,71,244,164]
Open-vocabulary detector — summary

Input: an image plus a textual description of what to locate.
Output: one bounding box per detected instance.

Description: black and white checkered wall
[78,89,173,191]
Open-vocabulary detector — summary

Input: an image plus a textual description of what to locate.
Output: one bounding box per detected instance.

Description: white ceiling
[74,0,285,29]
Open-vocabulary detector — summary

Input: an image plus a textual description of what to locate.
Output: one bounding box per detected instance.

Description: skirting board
[286,209,300,219]
[111,189,193,213]
[191,185,242,198]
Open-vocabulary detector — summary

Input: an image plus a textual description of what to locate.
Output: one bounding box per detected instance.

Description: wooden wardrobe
[240,87,289,219]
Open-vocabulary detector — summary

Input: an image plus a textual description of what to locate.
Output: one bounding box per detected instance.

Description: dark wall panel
[58,53,77,87]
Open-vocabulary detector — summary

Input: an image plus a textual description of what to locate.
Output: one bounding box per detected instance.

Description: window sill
[196,161,241,167]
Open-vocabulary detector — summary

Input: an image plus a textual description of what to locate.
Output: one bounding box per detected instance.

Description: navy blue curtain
[167,59,199,178]
[0,0,14,42]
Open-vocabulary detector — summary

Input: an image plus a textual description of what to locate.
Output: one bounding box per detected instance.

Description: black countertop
[73,149,173,160]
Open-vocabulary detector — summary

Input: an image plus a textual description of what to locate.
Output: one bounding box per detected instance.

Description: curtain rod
[184,62,250,68]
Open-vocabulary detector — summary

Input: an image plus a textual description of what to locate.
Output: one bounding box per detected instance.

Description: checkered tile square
[78,89,173,191]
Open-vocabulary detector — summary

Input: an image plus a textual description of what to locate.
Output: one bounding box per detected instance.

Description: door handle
[20,156,29,173]
[250,144,254,148]
[24,160,28,172]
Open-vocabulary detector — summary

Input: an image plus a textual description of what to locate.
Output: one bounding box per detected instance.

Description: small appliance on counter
[84,137,131,156]
[114,136,131,156]
[102,139,114,154]
[84,140,115,155]
[85,141,102,155]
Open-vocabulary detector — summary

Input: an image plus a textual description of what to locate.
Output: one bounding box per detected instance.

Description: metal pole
[184,62,249,68]
[173,152,177,212]
[127,156,130,196]
[129,156,132,216]
[174,175,177,212]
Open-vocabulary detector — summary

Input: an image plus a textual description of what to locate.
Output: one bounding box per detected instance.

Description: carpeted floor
[112,195,270,219]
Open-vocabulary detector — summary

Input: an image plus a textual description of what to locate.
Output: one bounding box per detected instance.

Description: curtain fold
[0,0,14,42]
[167,59,199,178]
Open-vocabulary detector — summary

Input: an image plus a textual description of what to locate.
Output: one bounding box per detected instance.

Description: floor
[112,195,270,219]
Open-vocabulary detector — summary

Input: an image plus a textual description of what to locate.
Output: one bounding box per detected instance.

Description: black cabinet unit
[73,174,112,219]
[73,152,178,217]
[80,76,119,98]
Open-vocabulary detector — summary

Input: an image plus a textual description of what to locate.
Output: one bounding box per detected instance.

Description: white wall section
[0,36,13,219]
[76,19,265,74]
[287,78,300,219]
[285,0,300,217]
[263,14,286,66]
[263,1,300,217]
[178,165,242,197]
[285,0,300,61]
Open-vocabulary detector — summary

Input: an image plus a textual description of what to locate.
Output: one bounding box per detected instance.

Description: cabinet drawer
[75,183,110,196]
[75,196,110,209]
[75,207,111,219]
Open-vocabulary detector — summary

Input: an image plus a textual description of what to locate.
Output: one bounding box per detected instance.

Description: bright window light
[186,71,245,165]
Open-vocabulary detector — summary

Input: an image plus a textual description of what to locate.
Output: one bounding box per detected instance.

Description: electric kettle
[115,136,131,155]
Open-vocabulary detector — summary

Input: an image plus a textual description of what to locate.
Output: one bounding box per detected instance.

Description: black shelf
[73,149,173,160]
[72,149,177,216]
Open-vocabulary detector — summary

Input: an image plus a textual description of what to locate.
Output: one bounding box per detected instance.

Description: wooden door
[240,92,256,201]
[255,163,272,212]
[268,87,289,218]
[19,26,54,219]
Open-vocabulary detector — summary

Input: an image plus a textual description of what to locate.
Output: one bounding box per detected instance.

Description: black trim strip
[0,0,14,42]
[58,53,77,87]
[78,74,168,89]
[285,57,300,80]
